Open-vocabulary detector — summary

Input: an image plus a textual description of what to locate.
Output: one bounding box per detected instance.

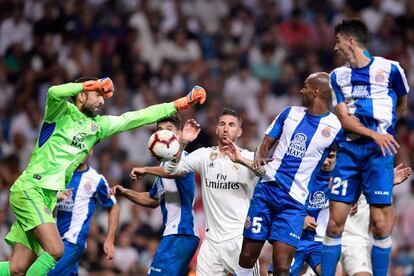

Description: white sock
[235,263,253,276]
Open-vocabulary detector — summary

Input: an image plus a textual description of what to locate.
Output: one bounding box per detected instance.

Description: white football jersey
[166,146,258,242]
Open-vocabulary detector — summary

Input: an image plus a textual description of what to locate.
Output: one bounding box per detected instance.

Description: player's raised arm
[111,185,159,208]
[96,86,206,138]
[45,78,114,122]
[130,166,184,180]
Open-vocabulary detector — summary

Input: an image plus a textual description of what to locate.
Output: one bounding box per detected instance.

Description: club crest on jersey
[337,71,351,85]
[375,70,385,83]
[321,127,331,138]
[44,205,51,215]
[244,216,251,229]
[84,181,92,192]
[287,133,307,158]
[308,191,327,208]
[210,151,218,161]
[90,123,99,133]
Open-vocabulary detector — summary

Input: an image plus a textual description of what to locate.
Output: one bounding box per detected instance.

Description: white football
[148,129,180,161]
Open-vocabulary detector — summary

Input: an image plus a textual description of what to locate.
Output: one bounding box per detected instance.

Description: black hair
[334,19,369,47]
[71,77,98,103]
[157,115,182,130]
[219,107,242,126]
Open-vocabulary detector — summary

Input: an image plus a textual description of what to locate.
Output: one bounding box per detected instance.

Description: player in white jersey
[132,108,261,275]
[49,152,120,276]
[321,19,410,276]
[234,72,343,276]
[111,116,200,276]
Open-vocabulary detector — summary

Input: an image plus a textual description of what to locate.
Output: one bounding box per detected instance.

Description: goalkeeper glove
[83,78,114,99]
[173,86,206,111]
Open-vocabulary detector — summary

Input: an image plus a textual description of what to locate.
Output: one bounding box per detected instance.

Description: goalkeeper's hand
[173,86,206,111]
[82,77,114,99]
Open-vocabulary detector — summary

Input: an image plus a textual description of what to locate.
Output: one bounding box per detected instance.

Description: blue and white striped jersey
[330,56,409,141]
[263,106,342,205]
[56,166,116,248]
[149,152,198,237]
[302,170,331,242]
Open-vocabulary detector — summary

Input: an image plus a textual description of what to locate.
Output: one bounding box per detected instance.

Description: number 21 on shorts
[331,177,348,196]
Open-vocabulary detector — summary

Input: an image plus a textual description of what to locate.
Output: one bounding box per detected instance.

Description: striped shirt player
[244,106,341,251]
[147,153,200,276]
[166,146,259,275]
[268,169,331,276]
[329,56,409,205]
[49,165,118,276]
[321,19,409,276]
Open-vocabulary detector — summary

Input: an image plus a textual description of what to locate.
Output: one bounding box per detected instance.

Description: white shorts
[196,236,259,276]
[341,243,372,276]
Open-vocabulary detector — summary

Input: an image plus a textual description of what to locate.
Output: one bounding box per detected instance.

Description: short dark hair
[71,77,98,103]
[157,115,182,130]
[334,19,369,47]
[219,107,242,126]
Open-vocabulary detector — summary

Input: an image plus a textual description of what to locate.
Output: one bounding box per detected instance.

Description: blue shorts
[329,141,394,205]
[148,234,199,276]
[48,240,85,276]
[290,239,322,276]
[243,181,307,248]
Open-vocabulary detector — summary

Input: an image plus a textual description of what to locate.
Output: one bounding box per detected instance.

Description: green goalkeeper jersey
[18,82,176,191]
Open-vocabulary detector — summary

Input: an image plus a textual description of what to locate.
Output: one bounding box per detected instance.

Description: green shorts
[5,179,57,255]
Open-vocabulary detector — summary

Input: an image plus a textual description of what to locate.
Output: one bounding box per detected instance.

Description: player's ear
[237,127,242,138]
[78,92,87,104]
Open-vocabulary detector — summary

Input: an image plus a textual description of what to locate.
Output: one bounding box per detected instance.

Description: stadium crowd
[0,0,414,275]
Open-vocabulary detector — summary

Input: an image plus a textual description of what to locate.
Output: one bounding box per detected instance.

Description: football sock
[0,261,10,276]
[26,251,57,276]
[235,263,253,276]
[321,234,342,276]
[371,235,392,276]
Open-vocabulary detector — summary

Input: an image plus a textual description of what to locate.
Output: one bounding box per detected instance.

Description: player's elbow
[149,201,159,209]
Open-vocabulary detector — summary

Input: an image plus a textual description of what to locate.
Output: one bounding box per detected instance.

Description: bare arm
[130,166,185,181]
[111,185,159,208]
[103,203,120,260]
[396,95,407,118]
[335,103,399,156]
[253,135,278,169]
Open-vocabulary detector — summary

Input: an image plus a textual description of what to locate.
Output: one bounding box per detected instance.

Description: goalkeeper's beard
[80,104,99,117]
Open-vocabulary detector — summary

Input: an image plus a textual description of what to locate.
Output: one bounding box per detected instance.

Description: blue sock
[371,235,392,276]
[321,234,342,276]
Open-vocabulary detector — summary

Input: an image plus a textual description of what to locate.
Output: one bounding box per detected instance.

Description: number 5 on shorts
[331,177,348,196]
[252,217,262,233]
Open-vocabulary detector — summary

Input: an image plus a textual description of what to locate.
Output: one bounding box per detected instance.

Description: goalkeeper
[0,77,206,276]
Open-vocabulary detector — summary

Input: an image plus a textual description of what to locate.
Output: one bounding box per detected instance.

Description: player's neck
[349,48,371,68]
[76,162,89,172]
[307,101,329,116]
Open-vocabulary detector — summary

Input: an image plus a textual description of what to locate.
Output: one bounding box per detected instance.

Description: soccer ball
[148,129,180,161]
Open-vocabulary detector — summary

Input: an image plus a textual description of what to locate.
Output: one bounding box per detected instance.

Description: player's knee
[326,218,344,236]
[45,242,64,261]
[273,263,290,275]
[371,218,390,237]
[238,250,258,268]
[9,262,28,276]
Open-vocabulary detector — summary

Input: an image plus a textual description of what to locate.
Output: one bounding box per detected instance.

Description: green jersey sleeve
[96,102,177,138]
[45,83,83,122]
